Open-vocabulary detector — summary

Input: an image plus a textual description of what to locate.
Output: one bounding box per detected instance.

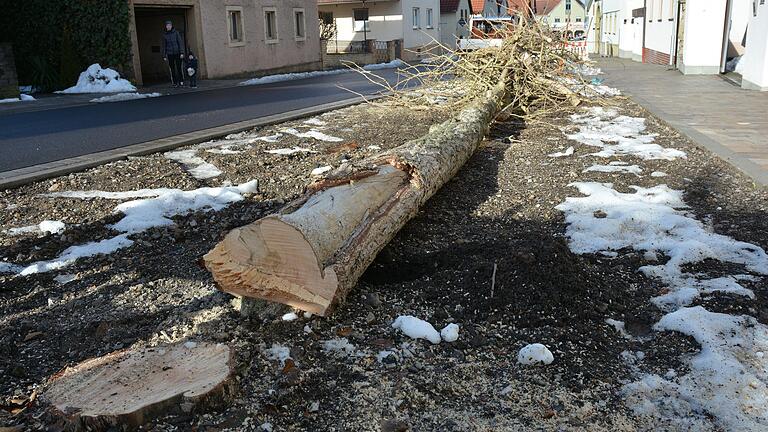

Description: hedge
[0,0,133,90]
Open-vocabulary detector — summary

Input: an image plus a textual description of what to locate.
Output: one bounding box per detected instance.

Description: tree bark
[40,342,235,431]
[204,76,508,316]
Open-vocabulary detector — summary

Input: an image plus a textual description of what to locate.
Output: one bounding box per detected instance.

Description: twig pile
[350,18,605,120]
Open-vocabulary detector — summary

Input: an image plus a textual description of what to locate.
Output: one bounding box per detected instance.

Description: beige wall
[129,0,322,84]
[199,0,321,78]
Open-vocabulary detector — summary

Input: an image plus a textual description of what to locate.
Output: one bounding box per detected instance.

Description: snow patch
[568,107,686,160]
[90,92,161,103]
[164,149,222,180]
[392,315,441,344]
[18,234,134,276]
[517,343,554,365]
[322,338,364,357]
[623,307,768,431]
[57,64,136,94]
[264,343,292,366]
[584,162,643,175]
[548,146,575,158]
[282,128,343,142]
[556,182,767,308]
[265,146,317,155]
[0,94,35,103]
[311,166,333,176]
[650,171,668,177]
[282,312,299,322]
[303,118,327,126]
[3,220,64,236]
[440,323,459,342]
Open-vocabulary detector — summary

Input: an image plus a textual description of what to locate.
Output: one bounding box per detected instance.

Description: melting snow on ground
[282,128,343,142]
[557,178,768,429]
[265,146,317,155]
[583,161,643,176]
[3,220,65,236]
[0,94,35,103]
[57,64,137,94]
[548,146,575,158]
[90,92,161,103]
[556,182,767,308]
[622,306,768,431]
[568,107,686,160]
[164,149,223,180]
[1,181,258,275]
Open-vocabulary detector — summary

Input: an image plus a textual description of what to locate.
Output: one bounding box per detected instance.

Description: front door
[675,0,686,69]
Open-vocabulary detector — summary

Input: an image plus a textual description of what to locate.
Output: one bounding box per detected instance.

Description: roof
[470,0,533,17]
[533,0,585,14]
[470,0,484,14]
[533,0,562,14]
[441,0,462,13]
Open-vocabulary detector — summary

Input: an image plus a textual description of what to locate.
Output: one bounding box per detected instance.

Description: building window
[264,8,278,43]
[554,17,561,23]
[412,7,421,29]
[565,0,571,11]
[294,8,306,40]
[426,8,433,28]
[227,7,244,46]
[576,17,582,22]
[319,11,333,25]
[353,8,370,32]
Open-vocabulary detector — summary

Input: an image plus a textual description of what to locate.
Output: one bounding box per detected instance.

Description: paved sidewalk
[597,58,768,185]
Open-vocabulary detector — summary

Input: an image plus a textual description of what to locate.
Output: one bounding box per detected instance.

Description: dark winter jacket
[161,29,184,57]
[186,57,198,71]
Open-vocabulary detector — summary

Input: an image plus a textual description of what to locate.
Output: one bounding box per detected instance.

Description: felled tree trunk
[204,75,508,316]
[40,342,235,431]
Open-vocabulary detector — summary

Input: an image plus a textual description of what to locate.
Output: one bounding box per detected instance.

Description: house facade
[439,0,474,47]
[534,0,587,38]
[317,0,441,61]
[587,0,761,74]
[127,0,322,85]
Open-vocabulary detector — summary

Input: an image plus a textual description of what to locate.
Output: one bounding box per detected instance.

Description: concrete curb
[0,96,382,190]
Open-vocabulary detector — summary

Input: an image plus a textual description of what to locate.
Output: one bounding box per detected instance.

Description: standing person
[186,52,198,88]
[161,20,185,87]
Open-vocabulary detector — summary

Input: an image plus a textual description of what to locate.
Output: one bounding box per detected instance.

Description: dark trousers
[189,71,197,87]
[167,56,183,84]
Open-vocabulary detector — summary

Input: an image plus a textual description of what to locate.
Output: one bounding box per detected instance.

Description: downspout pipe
[720,0,734,73]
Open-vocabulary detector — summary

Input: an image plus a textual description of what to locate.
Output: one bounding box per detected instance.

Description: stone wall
[0,43,20,99]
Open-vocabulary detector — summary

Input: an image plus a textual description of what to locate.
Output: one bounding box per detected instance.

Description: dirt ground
[1,92,767,431]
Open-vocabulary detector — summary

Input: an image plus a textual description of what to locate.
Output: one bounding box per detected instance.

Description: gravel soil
[1,94,767,431]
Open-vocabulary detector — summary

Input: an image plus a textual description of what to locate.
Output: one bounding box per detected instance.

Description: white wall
[319,0,439,51]
[319,2,403,43]
[727,0,751,56]
[681,0,727,74]
[741,1,768,90]
[439,0,471,47]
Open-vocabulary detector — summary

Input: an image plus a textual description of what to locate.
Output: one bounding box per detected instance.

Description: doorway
[134,6,190,84]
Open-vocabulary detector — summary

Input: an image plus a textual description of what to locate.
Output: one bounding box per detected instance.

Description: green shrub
[0,0,133,90]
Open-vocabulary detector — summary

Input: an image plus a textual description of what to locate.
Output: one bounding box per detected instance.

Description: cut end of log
[204,217,339,315]
[204,166,409,316]
[41,342,235,431]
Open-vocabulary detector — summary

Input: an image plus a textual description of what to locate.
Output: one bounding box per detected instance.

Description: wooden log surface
[40,342,234,431]
[204,74,509,316]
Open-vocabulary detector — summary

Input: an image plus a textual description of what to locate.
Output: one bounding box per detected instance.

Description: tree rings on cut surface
[41,342,235,431]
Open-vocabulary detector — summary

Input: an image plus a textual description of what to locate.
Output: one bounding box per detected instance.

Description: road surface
[0,68,407,172]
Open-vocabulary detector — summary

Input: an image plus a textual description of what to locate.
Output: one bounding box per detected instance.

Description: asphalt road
[0,68,406,172]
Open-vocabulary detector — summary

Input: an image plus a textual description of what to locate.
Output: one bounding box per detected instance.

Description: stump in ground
[41,342,235,431]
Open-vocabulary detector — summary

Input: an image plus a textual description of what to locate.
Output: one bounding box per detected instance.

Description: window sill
[265,39,279,45]
[426,26,433,29]
[412,26,420,30]
[228,41,246,47]
[295,36,306,42]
